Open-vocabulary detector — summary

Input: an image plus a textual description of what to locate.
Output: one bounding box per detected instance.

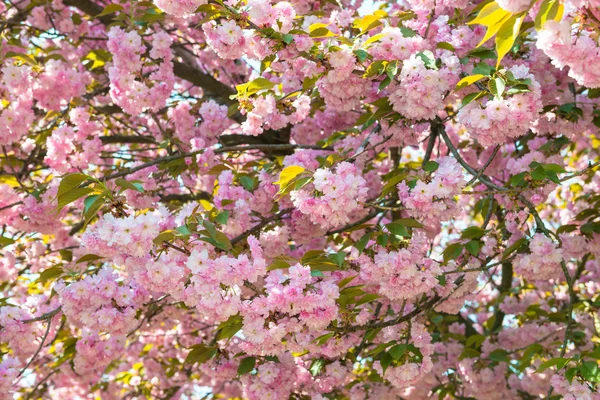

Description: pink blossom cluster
[248,0,296,34]
[318,72,369,112]
[436,267,478,313]
[389,53,459,120]
[397,156,465,226]
[15,184,65,235]
[291,162,369,230]
[0,64,34,146]
[170,100,231,145]
[44,108,102,173]
[368,27,424,60]
[32,60,88,111]
[0,356,19,398]
[153,0,207,17]
[359,233,441,301]
[54,267,140,335]
[0,306,43,359]
[458,360,510,400]
[537,20,600,88]
[514,233,563,282]
[457,65,542,146]
[202,20,248,59]
[107,28,175,115]
[183,236,266,322]
[240,354,305,400]
[240,263,340,354]
[74,333,126,381]
[550,374,596,400]
[496,0,530,13]
[241,94,311,136]
[81,213,161,260]
[374,322,434,388]
[125,253,185,300]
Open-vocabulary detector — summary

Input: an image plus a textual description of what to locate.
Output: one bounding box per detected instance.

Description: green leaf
[215,211,230,225]
[115,178,144,193]
[502,237,527,259]
[542,163,566,173]
[461,91,486,108]
[389,344,407,360]
[423,160,439,172]
[95,4,124,18]
[292,177,311,191]
[386,222,409,238]
[83,195,100,214]
[459,348,481,360]
[489,76,505,97]
[509,171,527,187]
[565,366,578,384]
[185,345,217,365]
[353,49,369,63]
[309,358,325,376]
[399,27,417,38]
[38,266,63,283]
[531,165,546,181]
[537,357,570,372]
[579,361,600,382]
[437,41,455,51]
[380,352,393,373]
[57,173,88,198]
[309,27,335,38]
[0,236,16,248]
[57,188,94,211]
[489,348,510,362]
[466,334,486,348]
[312,333,335,345]
[237,357,256,375]
[337,275,357,288]
[461,226,485,239]
[153,230,175,245]
[355,293,381,306]
[83,195,105,225]
[465,240,480,256]
[76,254,103,264]
[392,218,424,228]
[472,61,496,75]
[443,243,464,263]
[217,314,243,341]
[363,60,386,78]
[416,50,437,70]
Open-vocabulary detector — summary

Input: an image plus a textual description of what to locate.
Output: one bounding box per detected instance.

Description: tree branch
[231,208,294,246]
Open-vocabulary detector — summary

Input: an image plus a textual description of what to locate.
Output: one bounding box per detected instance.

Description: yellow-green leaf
[353,10,387,34]
[495,14,524,67]
[274,166,305,190]
[455,74,486,90]
[96,4,124,18]
[535,0,564,30]
[468,2,510,27]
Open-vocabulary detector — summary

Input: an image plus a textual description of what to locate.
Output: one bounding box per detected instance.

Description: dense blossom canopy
[1,0,600,399]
